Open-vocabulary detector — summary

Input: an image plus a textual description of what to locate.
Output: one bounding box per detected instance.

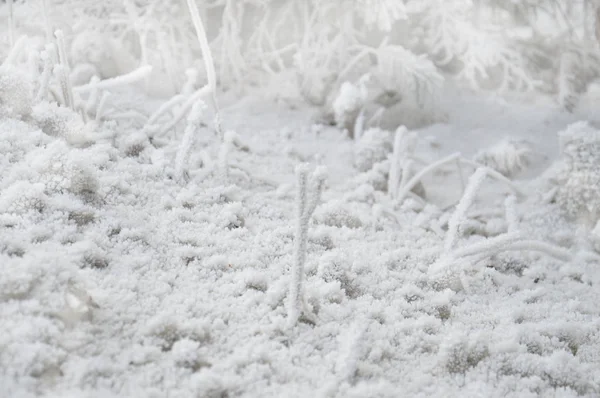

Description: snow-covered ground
[3,0,600,396]
[2,75,600,397]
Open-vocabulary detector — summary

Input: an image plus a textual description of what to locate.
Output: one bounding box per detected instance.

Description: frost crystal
[354,128,393,172]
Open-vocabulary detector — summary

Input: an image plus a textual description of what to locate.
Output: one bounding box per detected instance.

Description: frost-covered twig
[74,66,153,94]
[55,30,74,110]
[288,165,326,328]
[504,195,518,233]
[460,158,524,197]
[2,35,27,66]
[388,126,417,199]
[430,168,571,291]
[444,168,487,254]
[36,49,53,103]
[155,84,212,137]
[186,0,222,139]
[95,91,111,122]
[175,101,206,183]
[218,130,236,179]
[396,152,461,203]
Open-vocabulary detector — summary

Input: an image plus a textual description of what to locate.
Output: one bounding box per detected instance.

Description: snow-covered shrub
[22,141,100,199]
[557,46,600,112]
[354,128,393,172]
[473,138,533,177]
[0,66,33,118]
[555,122,600,227]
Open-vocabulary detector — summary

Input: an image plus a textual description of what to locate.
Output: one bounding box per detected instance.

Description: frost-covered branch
[430,167,571,291]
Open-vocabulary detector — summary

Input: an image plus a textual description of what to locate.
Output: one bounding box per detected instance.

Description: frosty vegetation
[1,0,600,397]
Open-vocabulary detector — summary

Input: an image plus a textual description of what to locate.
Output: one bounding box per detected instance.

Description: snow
[2,1,600,397]
[1,82,600,397]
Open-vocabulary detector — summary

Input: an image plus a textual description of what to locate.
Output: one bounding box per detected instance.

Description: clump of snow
[354,128,393,172]
[31,102,96,147]
[332,80,367,138]
[0,66,33,118]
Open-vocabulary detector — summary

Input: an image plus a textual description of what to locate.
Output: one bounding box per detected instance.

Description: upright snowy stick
[54,30,74,110]
[288,164,326,328]
[186,0,223,138]
[175,101,206,183]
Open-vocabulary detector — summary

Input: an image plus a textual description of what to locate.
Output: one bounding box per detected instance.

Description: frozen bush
[473,138,533,177]
[555,122,600,227]
[0,66,33,118]
[24,141,99,199]
[354,128,393,172]
[31,102,95,147]
[144,314,211,352]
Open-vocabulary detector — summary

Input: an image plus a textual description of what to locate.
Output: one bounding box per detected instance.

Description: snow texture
[2,1,600,397]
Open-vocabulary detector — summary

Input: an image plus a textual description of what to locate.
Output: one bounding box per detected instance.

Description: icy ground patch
[1,88,600,398]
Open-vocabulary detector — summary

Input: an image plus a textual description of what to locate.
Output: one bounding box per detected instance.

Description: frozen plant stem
[156,85,211,137]
[504,195,518,233]
[388,127,406,199]
[218,131,237,179]
[186,0,222,138]
[396,152,461,203]
[175,101,205,183]
[36,49,53,103]
[288,164,326,328]
[444,167,487,254]
[54,30,74,110]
